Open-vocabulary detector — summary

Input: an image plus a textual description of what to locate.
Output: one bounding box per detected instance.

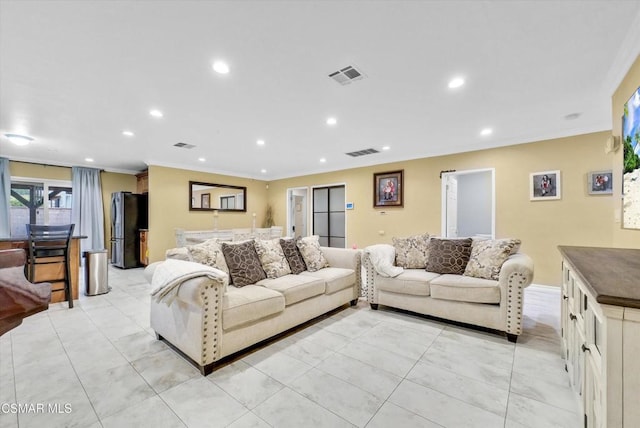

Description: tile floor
[0,266,581,428]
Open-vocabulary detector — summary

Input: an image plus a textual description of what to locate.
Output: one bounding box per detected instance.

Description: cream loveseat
[147,236,361,375]
[362,235,534,342]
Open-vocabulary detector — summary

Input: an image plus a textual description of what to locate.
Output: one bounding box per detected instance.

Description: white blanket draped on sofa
[150,259,228,305]
[364,244,404,278]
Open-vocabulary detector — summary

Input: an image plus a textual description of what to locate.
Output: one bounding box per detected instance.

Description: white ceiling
[2,1,640,179]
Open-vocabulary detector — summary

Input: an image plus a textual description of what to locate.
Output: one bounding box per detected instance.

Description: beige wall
[147,165,269,262]
[612,54,640,248]
[268,131,617,286]
[8,160,137,249]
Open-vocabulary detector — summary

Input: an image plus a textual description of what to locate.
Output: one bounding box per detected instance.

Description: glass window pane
[329,237,345,248]
[318,236,329,247]
[329,212,345,236]
[48,187,72,225]
[313,213,328,236]
[329,187,345,212]
[313,188,328,212]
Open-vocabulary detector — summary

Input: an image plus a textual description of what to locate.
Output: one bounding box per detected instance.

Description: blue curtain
[0,158,10,238]
[72,167,105,253]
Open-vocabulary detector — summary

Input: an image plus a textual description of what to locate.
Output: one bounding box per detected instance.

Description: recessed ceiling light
[122,130,134,137]
[198,157,206,162]
[261,169,267,174]
[326,117,337,126]
[448,77,465,89]
[480,128,493,136]
[85,158,94,162]
[564,113,581,120]
[382,146,390,151]
[212,61,230,74]
[319,157,327,163]
[4,133,34,146]
[149,109,163,118]
[256,139,265,146]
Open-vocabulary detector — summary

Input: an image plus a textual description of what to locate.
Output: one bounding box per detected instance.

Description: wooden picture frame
[374,170,404,207]
[588,170,613,195]
[201,193,210,209]
[530,170,561,200]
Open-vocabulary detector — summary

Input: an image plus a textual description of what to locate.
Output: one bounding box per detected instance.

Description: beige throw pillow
[296,235,329,272]
[392,233,430,268]
[186,239,229,275]
[464,238,521,280]
[254,238,292,279]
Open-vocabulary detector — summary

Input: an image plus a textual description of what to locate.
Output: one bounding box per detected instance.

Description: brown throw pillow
[280,238,307,274]
[221,240,266,287]
[426,238,473,275]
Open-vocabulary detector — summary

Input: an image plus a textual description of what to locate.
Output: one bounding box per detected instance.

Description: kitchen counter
[558,246,640,309]
[0,236,87,303]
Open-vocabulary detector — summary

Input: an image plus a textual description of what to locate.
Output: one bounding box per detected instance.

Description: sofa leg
[200,363,215,376]
[370,303,378,310]
[350,299,358,306]
[506,333,518,343]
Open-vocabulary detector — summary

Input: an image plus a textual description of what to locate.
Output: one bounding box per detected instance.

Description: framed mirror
[189,181,247,212]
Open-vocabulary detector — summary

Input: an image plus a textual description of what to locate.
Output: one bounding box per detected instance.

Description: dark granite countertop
[558,246,640,309]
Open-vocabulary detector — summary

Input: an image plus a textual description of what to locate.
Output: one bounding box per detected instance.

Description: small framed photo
[588,170,613,195]
[201,193,210,209]
[374,170,404,207]
[530,170,561,201]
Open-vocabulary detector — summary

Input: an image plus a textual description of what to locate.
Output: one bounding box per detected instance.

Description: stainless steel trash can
[84,249,110,296]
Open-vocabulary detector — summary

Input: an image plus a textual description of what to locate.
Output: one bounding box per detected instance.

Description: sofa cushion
[257,274,325,305]
[392,233,430,268]
[254,238,292,279]
[223,285,285,330]
[296,235,329,272]
[280,238,307,274]
[430,274,500,304]
[185,239,230,275]
[301,267,355,294]
[221,240,266,287]
[375,269,440,296]
[425,238,472,275]
[464,238,521,280]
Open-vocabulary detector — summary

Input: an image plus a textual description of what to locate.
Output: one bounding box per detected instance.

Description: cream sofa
[362,243,534,342]
[147,246,361,375]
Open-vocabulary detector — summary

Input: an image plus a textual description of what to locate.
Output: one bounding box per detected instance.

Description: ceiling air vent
[173,142,196,149]
[346,148,379,157]
[329,65,365,85]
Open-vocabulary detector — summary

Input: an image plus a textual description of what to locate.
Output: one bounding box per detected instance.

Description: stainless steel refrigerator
[110,192,148,268]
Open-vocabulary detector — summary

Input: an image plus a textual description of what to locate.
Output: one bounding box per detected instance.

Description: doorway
[441,169,495,238]
[312,185,346,248]
[286,187,309,238]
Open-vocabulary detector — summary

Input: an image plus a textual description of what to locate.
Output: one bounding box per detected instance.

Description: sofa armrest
[149,261,227,366]
[498,253,534,335]
[361,251,377,303]
[321,247,363,297]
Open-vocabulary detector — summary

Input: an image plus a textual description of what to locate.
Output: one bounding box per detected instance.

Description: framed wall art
[530,170,561,201]
[622,85,640,229]
[374,170,403,207]
[588,170,613,195]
